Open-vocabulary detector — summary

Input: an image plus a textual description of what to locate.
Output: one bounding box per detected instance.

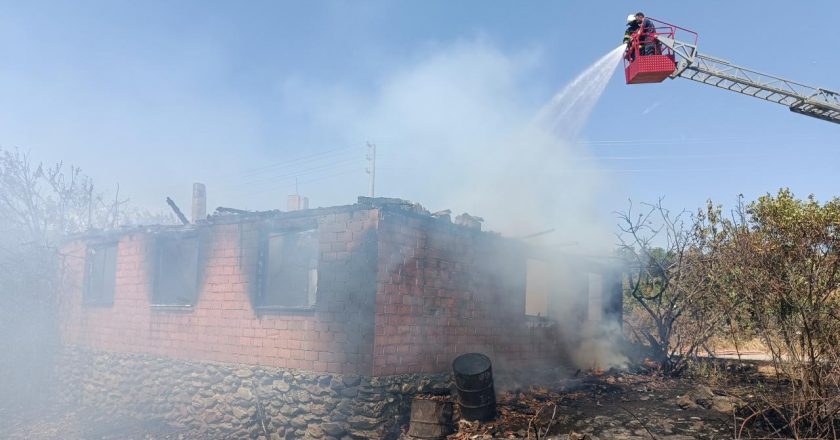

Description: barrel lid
[452,353,491,375]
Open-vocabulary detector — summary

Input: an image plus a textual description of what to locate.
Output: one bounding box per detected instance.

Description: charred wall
[59,207,380,376]
[373,207,564,376]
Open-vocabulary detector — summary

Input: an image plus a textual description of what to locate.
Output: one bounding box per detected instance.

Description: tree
[0,148,134,408]
[726,189,840,438]
[617,199,740,376]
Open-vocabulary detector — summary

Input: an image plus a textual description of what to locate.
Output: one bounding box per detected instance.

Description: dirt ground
[2,362,765,440]
[0,405,187,440]
[435,370,741,440]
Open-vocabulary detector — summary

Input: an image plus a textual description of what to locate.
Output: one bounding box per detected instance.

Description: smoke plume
[287,40,624,252]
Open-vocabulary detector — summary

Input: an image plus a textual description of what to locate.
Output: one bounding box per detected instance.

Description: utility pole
[365,142,376,198]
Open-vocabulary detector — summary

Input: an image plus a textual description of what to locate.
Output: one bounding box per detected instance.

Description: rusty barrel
[407,397,454,439]
[452,353,496,421]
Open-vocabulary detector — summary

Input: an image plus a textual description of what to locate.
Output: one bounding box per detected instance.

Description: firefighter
[634,12,657,55]
[623,14,640,61]
[624,14,639,45]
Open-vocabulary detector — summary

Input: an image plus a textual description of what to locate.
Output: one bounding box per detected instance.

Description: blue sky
[1,1,838,240]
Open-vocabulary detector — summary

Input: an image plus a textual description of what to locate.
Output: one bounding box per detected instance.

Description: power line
[213,145,359,181]
[153,145,363,196]
[222,156,363,191]
[579,136,825,146]
[231,166,365,198]
[298,168,361,186]
[220,154,367,194]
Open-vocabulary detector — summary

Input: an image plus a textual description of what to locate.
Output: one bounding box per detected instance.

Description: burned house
[57,196,621,438]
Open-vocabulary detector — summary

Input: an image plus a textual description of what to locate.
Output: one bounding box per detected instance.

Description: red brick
[60,206,559,378]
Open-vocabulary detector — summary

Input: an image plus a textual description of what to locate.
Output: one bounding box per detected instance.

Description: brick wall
[59,208,380,376]
[59,203,573,379]
[372,207,561,376]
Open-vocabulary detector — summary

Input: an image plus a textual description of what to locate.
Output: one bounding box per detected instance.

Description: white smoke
[290,40,624,251]
[288,39,629,372]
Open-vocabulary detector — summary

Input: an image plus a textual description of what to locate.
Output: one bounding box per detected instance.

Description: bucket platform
[625,54,676,84]
[624,17,695,85]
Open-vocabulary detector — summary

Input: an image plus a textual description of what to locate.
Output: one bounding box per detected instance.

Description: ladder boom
[681,54,840,124]
[656,35,840,124]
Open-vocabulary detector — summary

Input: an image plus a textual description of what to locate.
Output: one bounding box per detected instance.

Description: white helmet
[627,14,636,24]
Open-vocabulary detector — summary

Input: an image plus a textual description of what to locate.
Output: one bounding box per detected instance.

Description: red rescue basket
[624,18,697,84]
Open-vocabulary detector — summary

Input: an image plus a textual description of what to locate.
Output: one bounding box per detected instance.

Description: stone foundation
[57,348,451,439]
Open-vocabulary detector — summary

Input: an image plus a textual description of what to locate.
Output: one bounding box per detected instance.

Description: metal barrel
[452,353,496,421]
[407,397,454,439]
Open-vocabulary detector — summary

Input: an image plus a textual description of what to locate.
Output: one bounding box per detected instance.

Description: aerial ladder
[624,18,840,124]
